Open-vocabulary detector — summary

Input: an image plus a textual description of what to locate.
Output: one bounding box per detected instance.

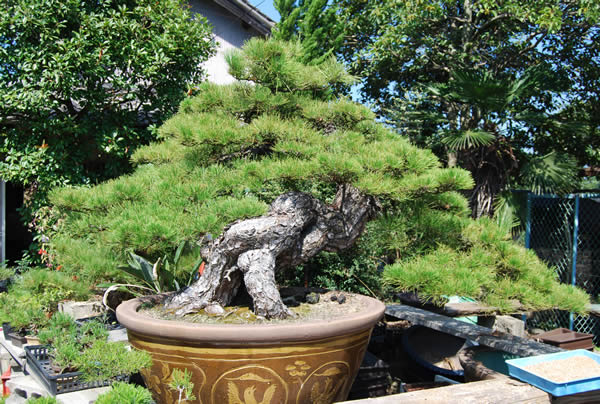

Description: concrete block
[57,385,111,404]
[477,315,525,338]
[6,375,49,402]
[58,300,104,320]
[6,374,110,404]
[107,328,128,343]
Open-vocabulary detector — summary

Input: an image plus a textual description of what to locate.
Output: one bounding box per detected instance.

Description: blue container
[402,325,465,380]
[506,350,600,396]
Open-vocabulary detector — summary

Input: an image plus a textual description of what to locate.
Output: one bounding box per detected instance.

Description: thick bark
[465,137,517,218]
[165,185,379,318]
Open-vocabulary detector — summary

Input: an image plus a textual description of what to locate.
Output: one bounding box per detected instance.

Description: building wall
[190,0,264,84]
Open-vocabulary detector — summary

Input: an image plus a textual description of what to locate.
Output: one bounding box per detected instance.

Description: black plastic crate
[25,345,128,395]
[75,312,124,331]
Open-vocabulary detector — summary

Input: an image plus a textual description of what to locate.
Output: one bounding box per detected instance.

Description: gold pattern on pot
[298,362,349,404]
[285,360,311,377]
[213,365,288,404]
[128,329,370,403]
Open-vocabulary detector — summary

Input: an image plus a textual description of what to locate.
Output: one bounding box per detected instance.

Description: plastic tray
[25,345,128,395]
[9,332,27,348]
[506,349,600,396]
[75,312,124,331]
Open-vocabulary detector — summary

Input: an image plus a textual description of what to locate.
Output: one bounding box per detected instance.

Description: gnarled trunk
[165,184,379,319]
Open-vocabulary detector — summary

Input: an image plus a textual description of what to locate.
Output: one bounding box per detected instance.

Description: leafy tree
[273,0,344,65]
[276,0,600,216]
[0,0,216,221]
[48,39,588,318]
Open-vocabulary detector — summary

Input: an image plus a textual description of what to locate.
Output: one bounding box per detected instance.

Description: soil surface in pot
[140,290,368,324]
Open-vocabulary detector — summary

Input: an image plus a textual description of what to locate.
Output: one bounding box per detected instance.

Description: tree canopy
[0,0,216,219]
[273,0,344,65]
[276,0,600,216]
[47,38,588,314]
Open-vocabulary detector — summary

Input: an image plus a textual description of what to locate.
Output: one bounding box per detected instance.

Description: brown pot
[25,335,41,345]
[117,293,385,404]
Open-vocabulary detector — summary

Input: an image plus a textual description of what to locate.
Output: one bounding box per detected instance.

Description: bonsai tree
[48,39,589,319]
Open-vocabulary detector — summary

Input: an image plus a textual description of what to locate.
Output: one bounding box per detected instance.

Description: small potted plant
[0,268,93,347]
[26,312,152,395]
[4,305,48,347]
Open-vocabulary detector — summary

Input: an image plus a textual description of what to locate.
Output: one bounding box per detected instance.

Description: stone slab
[107,328,128,343]
[338,379,550,403]
[58,300,104,320]
[385,304,562,357]
[477,315,526,338]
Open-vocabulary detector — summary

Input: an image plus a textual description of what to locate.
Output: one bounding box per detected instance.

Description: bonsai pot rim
[116,293,385,344]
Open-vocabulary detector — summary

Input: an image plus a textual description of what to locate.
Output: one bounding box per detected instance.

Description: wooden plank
[552,389,600,404]
[338,379,551,404]
[586,304,600,317]
[385,304,562,357]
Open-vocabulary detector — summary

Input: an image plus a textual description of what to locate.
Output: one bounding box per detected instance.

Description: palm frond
[493,190,527,231]
[441,129,495,151]
[447,70,509,111]
[519,152,578,195]
[506,66,545,105]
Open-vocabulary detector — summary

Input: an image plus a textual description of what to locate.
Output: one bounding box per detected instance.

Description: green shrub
[0,0,216,224]
[95,382,154,404]
[0,264,13,281]
[0,267,93,330]
[77,341,153,383]
[0,290,48,333]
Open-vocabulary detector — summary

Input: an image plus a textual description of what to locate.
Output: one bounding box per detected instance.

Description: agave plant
[101,241,203,305]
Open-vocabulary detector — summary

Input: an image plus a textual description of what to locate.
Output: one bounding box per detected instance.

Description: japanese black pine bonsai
[47,39,589,320]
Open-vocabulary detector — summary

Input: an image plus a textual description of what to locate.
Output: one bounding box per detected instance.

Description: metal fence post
[569,195,580,330]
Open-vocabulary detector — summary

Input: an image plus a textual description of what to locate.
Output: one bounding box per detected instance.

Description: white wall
[190,0,263,84]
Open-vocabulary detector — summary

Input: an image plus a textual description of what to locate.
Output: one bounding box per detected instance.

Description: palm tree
[405,67,583,219]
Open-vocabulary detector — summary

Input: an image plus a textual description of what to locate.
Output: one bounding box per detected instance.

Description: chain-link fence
[524,192,600,344]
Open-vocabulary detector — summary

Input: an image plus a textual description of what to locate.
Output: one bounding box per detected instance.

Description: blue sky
[248,0,280,22]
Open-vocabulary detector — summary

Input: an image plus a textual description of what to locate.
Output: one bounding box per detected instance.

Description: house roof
[213,0,275,36]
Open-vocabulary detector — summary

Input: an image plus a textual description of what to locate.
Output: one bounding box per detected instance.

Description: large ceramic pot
[117,294,385,404]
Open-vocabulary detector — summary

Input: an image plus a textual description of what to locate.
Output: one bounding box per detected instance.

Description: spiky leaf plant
[48,38,588,318]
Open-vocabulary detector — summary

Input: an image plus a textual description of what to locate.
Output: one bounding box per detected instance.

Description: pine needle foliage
[47,39,588,312]
[383,217,589,313]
